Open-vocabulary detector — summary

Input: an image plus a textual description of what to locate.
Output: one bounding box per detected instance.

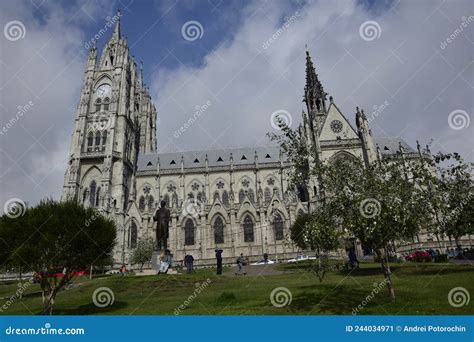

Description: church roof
[136,138,415,172]
[137,145,282,172]
[375,137,416,155]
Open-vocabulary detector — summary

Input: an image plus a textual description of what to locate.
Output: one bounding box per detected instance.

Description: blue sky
[0,0,472,208]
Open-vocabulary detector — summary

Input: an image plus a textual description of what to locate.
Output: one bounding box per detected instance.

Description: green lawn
[0,262,472,315]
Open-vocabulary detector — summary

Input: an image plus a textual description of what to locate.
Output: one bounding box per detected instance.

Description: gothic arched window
[95,98,101,112]
[103,97,110,111]
[247,189,255,203]
[129,221,138,248]
[264,187,271,203]
[94,131,101,149]
[95,187,101,207]
[89,181,97,207]
[163,194,170,207]
[214,216,225,244]
[82,188,89,203]
[222,190,229,205]
[273,212,284,241]
[148,196,155,211]
[297,185,309,202]
[139,196,146,212]
[213,191,220,203]
[243,215,254,242]
[172,193,178,207]
[101,131,107,151]
[184,219,195,246]
[87,132,94,151]
[239,189,245,203]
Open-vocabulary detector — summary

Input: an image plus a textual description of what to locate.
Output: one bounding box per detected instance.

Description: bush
[216,292,237,304]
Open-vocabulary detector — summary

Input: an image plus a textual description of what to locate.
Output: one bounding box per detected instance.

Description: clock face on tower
[330,119,343,133]
[96,84,111,97]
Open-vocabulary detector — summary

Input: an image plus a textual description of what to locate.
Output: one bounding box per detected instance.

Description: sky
[0,0,473,211]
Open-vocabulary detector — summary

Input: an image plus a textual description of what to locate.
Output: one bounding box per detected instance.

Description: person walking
[235,253,246,276]
[184,254,194,274]
[215,249,223,275]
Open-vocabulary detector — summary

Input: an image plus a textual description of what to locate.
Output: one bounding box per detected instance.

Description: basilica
[62,15,451,266]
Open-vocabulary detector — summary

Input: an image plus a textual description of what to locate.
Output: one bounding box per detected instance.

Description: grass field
[0,262,472,315]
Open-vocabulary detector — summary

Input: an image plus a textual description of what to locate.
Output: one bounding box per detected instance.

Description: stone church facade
[62,16,469,266]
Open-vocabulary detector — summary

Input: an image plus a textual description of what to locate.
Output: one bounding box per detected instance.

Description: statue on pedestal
[153,200,170,250]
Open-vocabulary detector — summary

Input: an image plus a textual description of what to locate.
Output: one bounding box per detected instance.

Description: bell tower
[62,11,157,227]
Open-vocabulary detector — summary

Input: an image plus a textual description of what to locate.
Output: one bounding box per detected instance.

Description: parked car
[453,248,474,260]
[287,255,316,263]
[251,259,275,265]
[405,250,431,262]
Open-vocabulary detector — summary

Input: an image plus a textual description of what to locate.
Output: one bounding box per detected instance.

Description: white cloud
[0,0,113,209]
[1,0,472,211]
[152,0,473,160]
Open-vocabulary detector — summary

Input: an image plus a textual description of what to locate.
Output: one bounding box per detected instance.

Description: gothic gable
[319,103,358,141]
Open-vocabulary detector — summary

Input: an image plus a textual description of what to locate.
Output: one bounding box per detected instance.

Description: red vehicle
[405,250,431,262]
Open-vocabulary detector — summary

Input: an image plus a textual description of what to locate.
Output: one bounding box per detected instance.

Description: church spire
[111,9,121,42]
[303,49,327,119]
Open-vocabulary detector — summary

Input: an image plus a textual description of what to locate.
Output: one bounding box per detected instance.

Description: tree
[411,150,474,250]
[321,157,427,300]
[432,153,473,249]
[0,199,116,315]
[270,121,428,300]
[290,206,342,282]
[130,238,155,272]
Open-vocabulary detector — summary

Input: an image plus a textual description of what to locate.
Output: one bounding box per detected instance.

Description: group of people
[181,249,248,276]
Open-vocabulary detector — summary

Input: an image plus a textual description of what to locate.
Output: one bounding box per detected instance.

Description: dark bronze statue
[153,200,171,250]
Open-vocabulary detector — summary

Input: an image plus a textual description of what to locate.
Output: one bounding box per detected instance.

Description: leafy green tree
[290,209,342,282]
[130,238,155,272]
[0,200,116,315]
[321,157,428,299]
[271,122,429,300]
[411,150,473,250]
